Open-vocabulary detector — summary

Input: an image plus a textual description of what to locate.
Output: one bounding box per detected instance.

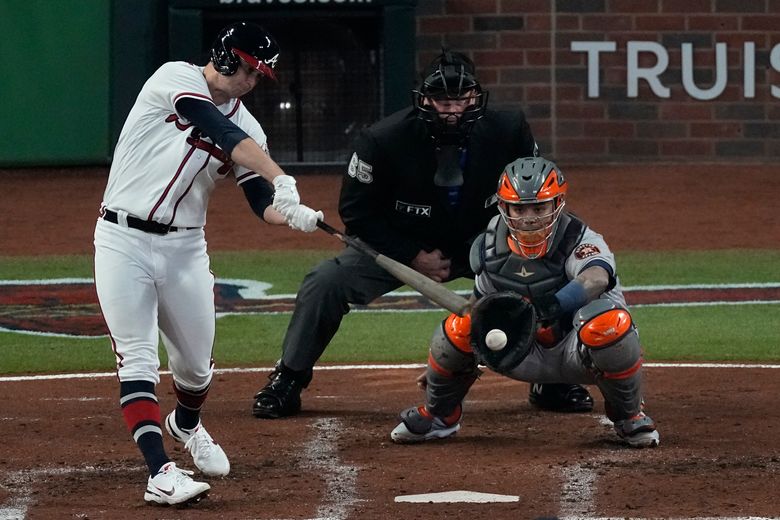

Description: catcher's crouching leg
[391,314,479,444]
[574,299,659,448]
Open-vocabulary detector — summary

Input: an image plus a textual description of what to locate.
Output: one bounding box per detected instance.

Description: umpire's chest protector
[473,214,586,298]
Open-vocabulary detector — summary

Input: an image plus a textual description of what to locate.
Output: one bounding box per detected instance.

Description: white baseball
[485,328,508,351]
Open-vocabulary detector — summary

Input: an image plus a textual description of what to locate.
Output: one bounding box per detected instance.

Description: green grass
[1,249,778,375]
[5,249,779,287]
[635,305,780,362]
[617,250,780,286]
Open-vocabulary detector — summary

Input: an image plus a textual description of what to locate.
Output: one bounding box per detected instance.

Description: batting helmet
[496,157,568,259]
[413,49,488,146]
[210,22,280,80]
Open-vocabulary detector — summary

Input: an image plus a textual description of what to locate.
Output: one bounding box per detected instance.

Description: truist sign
[571,41,780,100]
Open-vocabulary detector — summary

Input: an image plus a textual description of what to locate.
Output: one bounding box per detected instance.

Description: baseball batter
[94,22,321,506]
[391,156,660,449]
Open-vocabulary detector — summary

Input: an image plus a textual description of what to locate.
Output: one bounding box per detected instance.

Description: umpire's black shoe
[528,383,594,413]
[252,363,313,419]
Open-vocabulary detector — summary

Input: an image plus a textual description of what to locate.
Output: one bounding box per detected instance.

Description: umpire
[251,49,592,418]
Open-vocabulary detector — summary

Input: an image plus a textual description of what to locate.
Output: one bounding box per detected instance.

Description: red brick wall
[415,0,780,162]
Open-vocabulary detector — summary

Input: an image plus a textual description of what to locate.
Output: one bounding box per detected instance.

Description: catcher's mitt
[470,291,536,374]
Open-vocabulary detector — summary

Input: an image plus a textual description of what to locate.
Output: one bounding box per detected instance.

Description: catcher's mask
[413,49,488,147]
[210,21,280,80]
[470,292,537,374]
[496,157,568,259]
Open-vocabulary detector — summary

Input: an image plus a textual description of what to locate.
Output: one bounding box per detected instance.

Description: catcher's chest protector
[479,213,586,298]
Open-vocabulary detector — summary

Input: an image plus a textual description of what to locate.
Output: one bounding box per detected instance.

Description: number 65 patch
[348,153,374,184]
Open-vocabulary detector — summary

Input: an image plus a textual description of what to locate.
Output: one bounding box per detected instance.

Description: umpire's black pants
[280,246,405,371]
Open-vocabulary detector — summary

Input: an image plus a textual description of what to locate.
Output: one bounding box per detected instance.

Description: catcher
[390,156,660,448]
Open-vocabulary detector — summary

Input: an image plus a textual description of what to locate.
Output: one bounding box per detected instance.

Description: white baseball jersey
[95,60,270,387]
[103,61,267,227]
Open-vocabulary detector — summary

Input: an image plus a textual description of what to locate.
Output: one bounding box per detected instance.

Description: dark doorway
[203,15,381,165]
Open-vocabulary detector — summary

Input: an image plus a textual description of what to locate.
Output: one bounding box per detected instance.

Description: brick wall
[415,0,780,162]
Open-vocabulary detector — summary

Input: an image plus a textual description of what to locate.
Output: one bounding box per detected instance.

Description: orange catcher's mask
[496,157,568,259]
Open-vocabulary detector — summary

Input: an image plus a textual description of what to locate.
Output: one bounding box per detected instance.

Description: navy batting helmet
[210,22,280,80]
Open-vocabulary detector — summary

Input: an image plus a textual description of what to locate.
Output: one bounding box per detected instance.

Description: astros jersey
[473,213,627,308]
[103,61,267,227]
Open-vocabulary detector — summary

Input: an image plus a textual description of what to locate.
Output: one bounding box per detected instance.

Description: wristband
[554,280,589,314]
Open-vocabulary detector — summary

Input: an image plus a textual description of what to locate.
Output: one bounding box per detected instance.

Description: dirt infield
[1,164,779,518]
[2,367,780,519]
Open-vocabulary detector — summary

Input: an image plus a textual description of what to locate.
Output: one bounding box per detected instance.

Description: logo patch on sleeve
[574,243,601,259]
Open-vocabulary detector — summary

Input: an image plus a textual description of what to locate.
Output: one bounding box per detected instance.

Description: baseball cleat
[251,363,312,419]
[390,405,461,444]
[144,462,210,506]
[614,412,660,448]
[528,383,594,413]
[165,412,230,477]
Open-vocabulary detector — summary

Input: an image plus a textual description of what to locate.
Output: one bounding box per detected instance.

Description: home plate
[395,490,520,503]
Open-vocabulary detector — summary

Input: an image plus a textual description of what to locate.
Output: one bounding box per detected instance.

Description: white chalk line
[1,279,778,337]
[300,417,362,520]
[559,461,598,517]
[1,362,779,383]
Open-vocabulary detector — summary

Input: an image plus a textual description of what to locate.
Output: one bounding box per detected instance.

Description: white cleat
[165,411,230,476]
[622,429,660,448]
[390,406,461,444]
[614,412,660,448]
[144,461,210,505]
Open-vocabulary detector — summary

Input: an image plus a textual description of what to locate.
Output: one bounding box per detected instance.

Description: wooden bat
[316,220,472,316]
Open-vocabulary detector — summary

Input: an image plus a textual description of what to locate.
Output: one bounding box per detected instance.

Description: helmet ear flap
[210,46,239,76]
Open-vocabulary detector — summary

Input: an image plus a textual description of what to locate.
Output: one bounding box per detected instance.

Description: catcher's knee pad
[429,314,476,373]
[574,299,642,379]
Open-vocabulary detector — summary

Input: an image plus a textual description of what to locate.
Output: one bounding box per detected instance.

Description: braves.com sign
[573,41,780,100]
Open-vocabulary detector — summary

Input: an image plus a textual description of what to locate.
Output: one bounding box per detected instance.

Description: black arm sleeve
[175,97,250,156]
[241,176,275,221]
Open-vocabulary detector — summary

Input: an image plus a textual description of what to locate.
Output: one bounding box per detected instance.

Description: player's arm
[175,97,321,230]
[535,263,612,322]
[175,97,285,180]
[240,177,286,225]
[571,264,611,302]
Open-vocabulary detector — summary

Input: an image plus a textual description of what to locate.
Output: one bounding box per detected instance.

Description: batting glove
[272,175,300,214]
[285,205,324,233]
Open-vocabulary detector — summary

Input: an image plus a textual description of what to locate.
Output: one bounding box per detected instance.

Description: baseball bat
[316,220,472,316]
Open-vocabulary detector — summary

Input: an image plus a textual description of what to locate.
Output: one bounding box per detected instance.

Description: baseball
[485,328,508,351]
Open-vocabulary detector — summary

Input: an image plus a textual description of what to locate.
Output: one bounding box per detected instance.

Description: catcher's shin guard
[425,316,480,418]
[575,299,643,419]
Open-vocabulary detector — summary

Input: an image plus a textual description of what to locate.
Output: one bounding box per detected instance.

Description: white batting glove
[286,205,324,232]
[272,175,300,214]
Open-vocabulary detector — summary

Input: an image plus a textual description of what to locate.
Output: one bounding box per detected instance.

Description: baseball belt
[102,209,200,235]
